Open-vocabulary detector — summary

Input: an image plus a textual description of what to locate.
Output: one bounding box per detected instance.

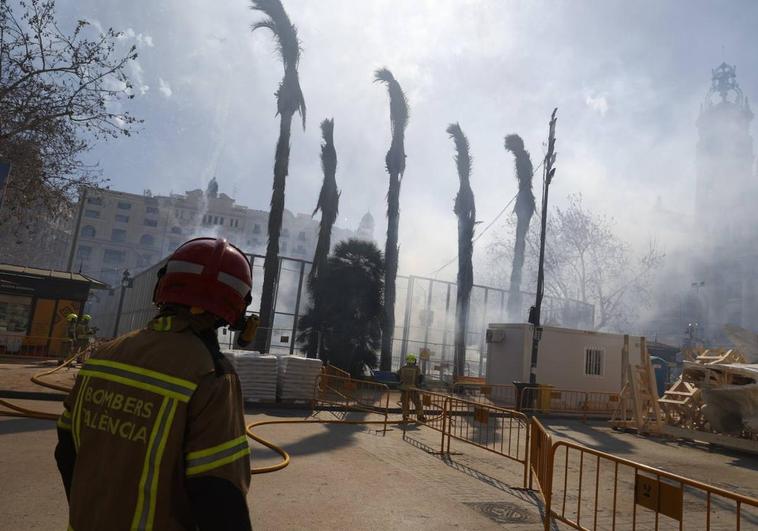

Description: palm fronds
[251,0,306,127]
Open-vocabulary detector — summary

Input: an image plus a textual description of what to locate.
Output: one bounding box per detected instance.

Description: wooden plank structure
[610,336,664,434]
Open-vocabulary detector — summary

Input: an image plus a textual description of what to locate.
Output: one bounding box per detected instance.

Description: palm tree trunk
[507,219,529,319]
[381,173,401,370]
[255,111,293,352]
[504,134,535,322]
[375,68,408,372]
[306,118,338,358]
[448,123,475,378]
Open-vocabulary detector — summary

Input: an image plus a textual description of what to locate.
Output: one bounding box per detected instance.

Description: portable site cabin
[485,323,642,394]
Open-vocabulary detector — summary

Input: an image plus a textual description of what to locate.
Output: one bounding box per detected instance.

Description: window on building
[76,246,93,260]
[584,348,604,376]
[169,239,180,250]
[253,224,261,234]
[103,249,126,264]
[84,209,100,219]
[282,229,290,238]
[87,197,103,206]
[117,202,132,210]
[80,225,96,238]
[115,214,129,223]
[111,229,127,243]
[0,294,32,333]
[298,231,306,241]
[295,245,306,255]
[140,234,156,247]
[146,206,159,214]
[213,216,219,224]
[144,218,158,227]
[170,227,182,234]
[281,241,288,253]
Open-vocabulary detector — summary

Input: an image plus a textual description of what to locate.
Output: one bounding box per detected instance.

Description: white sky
[60,0,758,282]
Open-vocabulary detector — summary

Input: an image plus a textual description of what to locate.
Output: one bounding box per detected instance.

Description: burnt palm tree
[303,118,339,358]
[448,123,475,378]
[250,0,306,352]
[374,68,409,371]
[504,134,535,321]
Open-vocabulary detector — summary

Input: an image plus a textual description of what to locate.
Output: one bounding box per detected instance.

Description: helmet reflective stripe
[166,260,204,275]
[217,271,250,297]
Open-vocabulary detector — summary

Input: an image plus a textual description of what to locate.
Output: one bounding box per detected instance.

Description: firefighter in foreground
[55,238,255,530]
[398,354,426,422]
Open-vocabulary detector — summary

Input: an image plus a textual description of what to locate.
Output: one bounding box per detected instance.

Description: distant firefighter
[397,354,426,422]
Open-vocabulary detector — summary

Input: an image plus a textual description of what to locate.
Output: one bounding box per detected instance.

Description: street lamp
[112,269,133,337]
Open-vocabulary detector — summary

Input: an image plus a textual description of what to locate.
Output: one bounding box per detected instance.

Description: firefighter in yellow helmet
[61,313,78,361]
[74,314,92,359]
[397,354,426,422]
[55,238,256,530]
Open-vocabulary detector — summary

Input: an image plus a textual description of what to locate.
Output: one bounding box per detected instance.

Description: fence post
[523,416,530,488]
[440,396,448,455]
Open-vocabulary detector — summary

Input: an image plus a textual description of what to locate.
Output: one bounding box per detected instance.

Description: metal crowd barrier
[413,389,529,487]
[544,440,758,531]
[519,386,620,418]
[529,417,553,500]
[416,390,451,454]
[445,395,530,487]
[452,382,516,408]
[314,374,390,434]
[322,363,350,379]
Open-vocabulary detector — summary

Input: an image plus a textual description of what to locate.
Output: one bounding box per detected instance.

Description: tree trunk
[255,111,293,352]
[507,216,529,320]
[380,173,401,370]
[454,227,474,377]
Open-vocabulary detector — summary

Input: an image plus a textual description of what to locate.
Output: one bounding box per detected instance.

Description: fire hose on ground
[1,354,410,475]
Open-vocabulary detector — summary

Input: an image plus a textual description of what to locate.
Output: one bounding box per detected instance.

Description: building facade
[694,63,758,343]
[66,179,361,323]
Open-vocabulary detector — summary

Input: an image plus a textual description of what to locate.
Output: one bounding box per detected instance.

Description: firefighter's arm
[185,363,251,531]
[54,385,78,500]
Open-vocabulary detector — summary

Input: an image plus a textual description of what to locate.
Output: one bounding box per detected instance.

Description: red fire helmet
[154,237,252,324]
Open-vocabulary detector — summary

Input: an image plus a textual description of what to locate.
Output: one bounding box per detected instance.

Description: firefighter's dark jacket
[55,308,252,530]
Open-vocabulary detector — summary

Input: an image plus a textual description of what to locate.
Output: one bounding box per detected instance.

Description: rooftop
[0,263,108,289]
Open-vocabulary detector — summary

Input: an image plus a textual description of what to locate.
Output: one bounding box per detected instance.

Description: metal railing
[452,382,516,408]
[519,386,620,418]
[314,374,390,434]
[545,440,758,530]
[322,363,350,379]
[444,395,530,488]
[412,390,529,487]
[529,417,553,500]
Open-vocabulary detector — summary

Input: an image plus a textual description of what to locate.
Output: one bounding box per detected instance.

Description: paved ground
[0,360,756,529]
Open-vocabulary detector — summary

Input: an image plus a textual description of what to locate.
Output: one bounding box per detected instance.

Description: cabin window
[584,348,604,376]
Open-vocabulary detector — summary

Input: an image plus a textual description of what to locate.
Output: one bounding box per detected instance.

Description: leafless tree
[375,68,408,371]
[448,123,475,378]
[250,0,306,352]
[487,194,664,331]
[0,0,139,222]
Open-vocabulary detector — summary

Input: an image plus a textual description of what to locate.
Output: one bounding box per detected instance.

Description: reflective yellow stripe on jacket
[79,358,197,403]
[57,409,72,431]
[185,435,250,476]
